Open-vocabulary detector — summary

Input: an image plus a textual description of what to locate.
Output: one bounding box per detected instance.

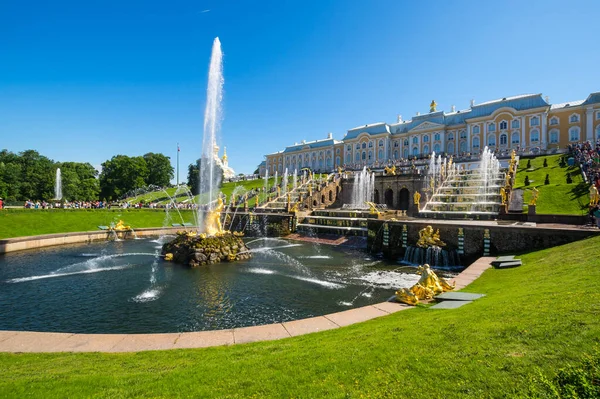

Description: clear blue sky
[1,0,599,179]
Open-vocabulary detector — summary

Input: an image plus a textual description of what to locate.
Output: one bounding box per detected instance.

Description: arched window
[447,142,455,154]
[472,137,480,149]
[423,144,429,154]
[368,150,373,161]
[434,143,441,153]
[347,145,351,151]
[530,116,539,126]
[530,129,540,143]
[403,139,409,146]
[511,132,520,145]
[361,142,366,149]
[378,149,384,159]
[394,150,399,159]
[500,134,508,146]
[368,141,373,148]
[549,117,558,126]
[378,139,384,147]
[394,141,399,147]
[549,129,559,144]
[356,143,360,150]
[412,136,418,144]
[423,135,429,143]
[488,134,496,146]
[512,119,520,129]
[362,151,366,160]
[460,130,467,139]
[326,158,331,168]
[434,133,440,141]
[488,123,496,132]
[500,121,508,130]
[448,133,454,141]
[570,114,580,123]
[460,141,467,153]
[355,152,360,162]
[403,148,409,158]
[569,127,580,141]
[412,147,419,156]
[472,125,480,134]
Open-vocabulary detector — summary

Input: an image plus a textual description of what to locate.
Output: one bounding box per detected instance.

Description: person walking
[0,197,3,209]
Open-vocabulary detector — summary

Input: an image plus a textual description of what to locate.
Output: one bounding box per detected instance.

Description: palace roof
[282,138,340,153]
[550,100,585,110]
[583,92,600,105]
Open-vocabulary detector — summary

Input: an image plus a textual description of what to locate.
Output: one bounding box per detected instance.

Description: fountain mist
[55,168,62,200]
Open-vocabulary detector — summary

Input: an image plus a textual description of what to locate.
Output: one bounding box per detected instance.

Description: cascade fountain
[55,168,62,200]
[293,169,298,191]
[348,167,374,209]
[282,168,289,196]
[420,147,504,218]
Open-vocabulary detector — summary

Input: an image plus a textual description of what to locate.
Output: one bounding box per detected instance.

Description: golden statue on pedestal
[529,187,539,206]
[500,187,507,205]
[365,201,381,216]
[111,220,131,231]
[205,197,224,236]
[430,100,437,113]
[589,185,599,206]
[255,195,259,208]
[395,264,455,305]
[413,191,421,209]
[416,225,446,248]
[384,165,396,175]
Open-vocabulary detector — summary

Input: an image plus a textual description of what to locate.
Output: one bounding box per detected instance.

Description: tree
[99,155,149,200]
[524,175,530,186]
[187,158,223,195]
[526,159,531,169]
[143,153,174,187]
[544,174,550,185]
[18,150,55,200]
[59,162,100,201]
[543,158,548,167]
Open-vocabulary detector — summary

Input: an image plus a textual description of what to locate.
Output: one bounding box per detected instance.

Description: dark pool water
[0,237,421,334]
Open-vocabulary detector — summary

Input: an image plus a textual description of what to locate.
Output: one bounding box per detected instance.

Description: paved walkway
[0,257,493,353]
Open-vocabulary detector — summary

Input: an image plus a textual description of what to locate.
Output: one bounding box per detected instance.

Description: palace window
[500,134,508,146]
[473,137,480,149]
[434,143,441,153]
[403,139,409,146]
[423,145,429,154]
[448,133,454,141]
[368,151,373,160]
[362,151,366,160]
[423,135,429,143]
[460,141,467,153]
[356,143,360,150]
[336,148,340,154]
[460,130,467,139]
[549,129,559,144]
[403,148,409,158]
[549,117,559,126]
[368,141,373,148]
[434,133,440,141]
[488,123,496,132]
[447,142,455,154]
[596,125,600,139]
[569,127,580,141]
[394,150,399,159]
[511,132,520,144]
[530,116,540,126]
[570,114,580,123]
[355,153,360,162]
[412,137,418,144]
[597,111,600,120]
[500,121,508,130]
[530,129,540,143]
[378,149,384,159]
[394,141,399,147]
[488,134,496,146]
[472,125,480,134]
[378,139,384,147]
[347,145,351,151]
[412,147,419,156]
[361,142,367,149]
[512,119,520,129]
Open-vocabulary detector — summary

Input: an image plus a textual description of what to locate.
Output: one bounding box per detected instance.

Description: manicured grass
[1,236,599,398]
[514,154,589,215]
[0,209,195,239]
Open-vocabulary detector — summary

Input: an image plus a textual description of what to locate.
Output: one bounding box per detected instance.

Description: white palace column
[586,107,594,141]
[541,112,548,149]
[521,116,526,149]
[440,131,446,154]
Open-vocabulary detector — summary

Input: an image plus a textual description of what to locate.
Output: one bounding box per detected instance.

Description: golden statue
[255,195,259,208]
[448,156,453,169]
[112,220,131,231]
[529,187,539,206]
[500,187,507,205]
[413,191,421,206]
[337,166,344,174]
[384,165,396,175]
[589,185,599,206]
[243,193,248,209]
[205,197,225,236]
[365,201,381,216]
[416,225,446,248]
[395,264,454,305]
[277,186,281,197]
[430,100,437,113]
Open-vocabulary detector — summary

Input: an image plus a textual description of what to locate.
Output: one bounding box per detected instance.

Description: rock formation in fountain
[162,231,251,268]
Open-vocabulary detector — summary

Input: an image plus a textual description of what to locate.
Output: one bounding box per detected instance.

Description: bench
[98,226,109,230]
[171,223,182,227]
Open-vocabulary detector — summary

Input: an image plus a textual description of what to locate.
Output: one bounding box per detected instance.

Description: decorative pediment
[410,121,444,131]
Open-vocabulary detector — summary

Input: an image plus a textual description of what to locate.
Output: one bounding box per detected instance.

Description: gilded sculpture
[365,201,381,216]
[413,191,421,209]
[205,196,225,236]
[430,100,437,113]
[111,220,131,231]
[395,264,454,305]
[500,187,507,205]
[384,165,396,175]
[589,185,599,206]
[529,187,539,206]
[416,225,446,248]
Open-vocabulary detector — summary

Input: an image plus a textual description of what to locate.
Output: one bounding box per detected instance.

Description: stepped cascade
[420,148,505,217]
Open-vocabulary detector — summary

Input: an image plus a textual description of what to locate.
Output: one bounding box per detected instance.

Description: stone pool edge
[0,256,493,353]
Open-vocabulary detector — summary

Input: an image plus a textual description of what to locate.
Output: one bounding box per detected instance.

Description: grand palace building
[261,92,600,176]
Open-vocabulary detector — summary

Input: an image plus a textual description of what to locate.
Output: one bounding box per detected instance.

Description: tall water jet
[350,167,374,208]
[282,168,289,196]
[197,37,224,232]
[55,168,62,200]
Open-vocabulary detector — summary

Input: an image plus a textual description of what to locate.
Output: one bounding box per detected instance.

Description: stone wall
[368,219,599,264]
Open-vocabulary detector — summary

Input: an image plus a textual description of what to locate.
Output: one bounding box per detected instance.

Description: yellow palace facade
[262,92,600,176]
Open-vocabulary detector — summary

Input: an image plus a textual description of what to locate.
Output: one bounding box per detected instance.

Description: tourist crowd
[569,140,600,189]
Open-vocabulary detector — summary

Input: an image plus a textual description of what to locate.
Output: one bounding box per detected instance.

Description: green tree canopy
[143,152,174,187]
[99,155,149,200]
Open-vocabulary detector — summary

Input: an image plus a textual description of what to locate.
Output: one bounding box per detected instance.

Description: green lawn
[514,154,589,215]
[0,209,196,239]
[1,235,599,398]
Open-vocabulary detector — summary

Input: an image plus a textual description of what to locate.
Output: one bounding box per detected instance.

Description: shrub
[525,175,531,186]
[527,159,532,169]
[543,158,548,167]
[567,174,573,184]
[559,157,566,167]
[545,174,550,185]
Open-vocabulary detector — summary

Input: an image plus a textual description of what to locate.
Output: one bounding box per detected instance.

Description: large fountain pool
[0,238,421,334]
